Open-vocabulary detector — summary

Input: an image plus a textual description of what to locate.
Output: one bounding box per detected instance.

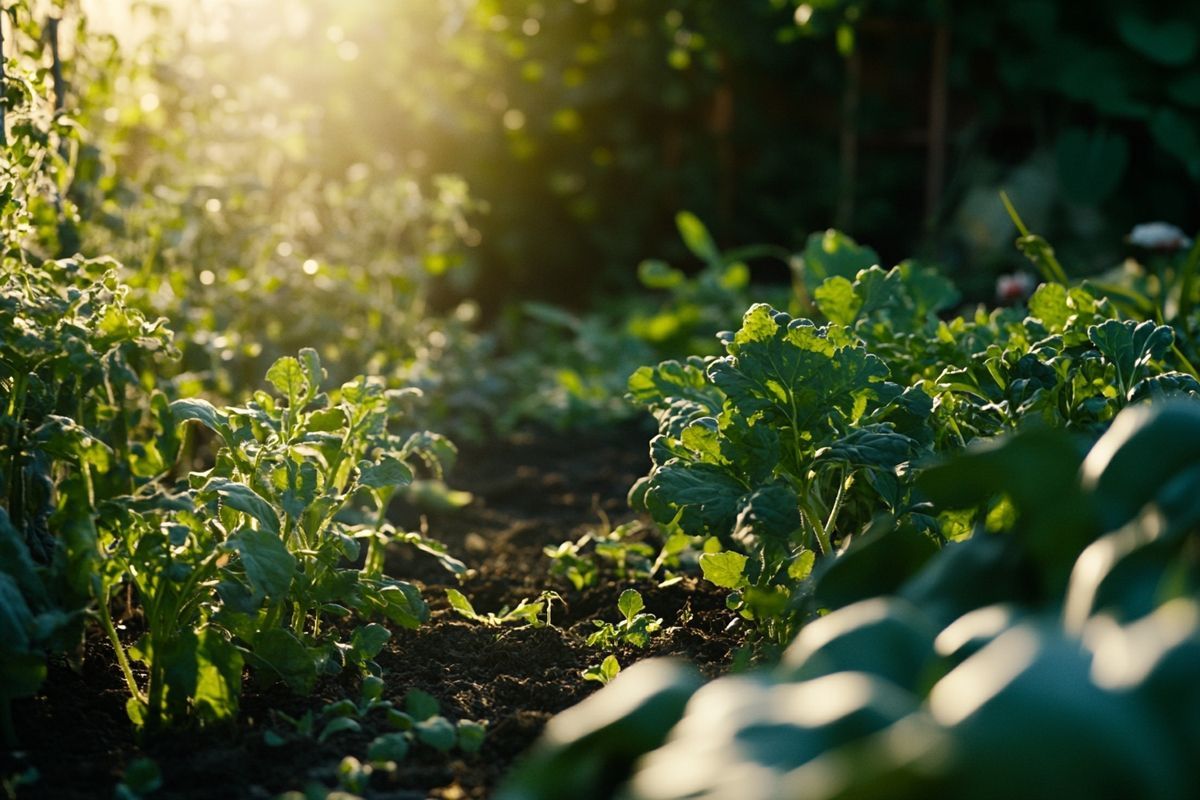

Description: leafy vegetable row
[502,398,1200,800]
[0,26,461,739]
[627,248,1198,642]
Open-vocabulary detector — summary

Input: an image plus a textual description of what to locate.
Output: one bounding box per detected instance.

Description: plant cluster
[0,10,460,744]
[270,684,486,798]
[500,385,1200,800]
[626,217,1198,636]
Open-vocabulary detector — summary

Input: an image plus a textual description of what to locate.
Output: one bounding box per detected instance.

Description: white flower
[996,272,1036,304]
[1128,222,1194,251]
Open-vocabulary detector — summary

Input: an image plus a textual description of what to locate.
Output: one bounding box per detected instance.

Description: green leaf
[368,732,410,763]
[1088,319,1174,394]
[416,716,457,752]
[203,478,281,535]
[406,688,440,721]
[0,509,49,608]
[1027,283,1103,336]
[814,275,862,325]
[0,573,33,654]
[377,581,429,629]
[645,461,745,538]
[675,211,720,266]
[318,716,361,743]
[280,461,319,521]
[1168,72,1200,108]
[919,427,1093,577]
[192,630,243,723]
[709,305,888,439]
[445,587,478,620]
[799,229,879,291]
[815,425,918,471]
[582,654,621,684]
[788,549,816,581]
[732,483,802,548]
[266,356,307,407]
[350,623,391,662]
[627,359,720,415]
[680,417,723,464]
[298,347,324,393]
[638,259,685,289]
[1150,108,1200,178]
[30,415,112,471]
[170,398,231,442]
[0,649,45,701]
[252,629,317,693]
[357,455,414,490]
[699,551,748,589]
[324,699,359,718]
[618,589,644,622]
[1117,11,1198,66]
[229,527,295,599]
[456,719,487,754]
[361,675,385,703]
[387,709,414,730]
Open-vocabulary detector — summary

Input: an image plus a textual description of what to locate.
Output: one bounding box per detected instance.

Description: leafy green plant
[159,350,456,694]
[628,300,935,640]
[582,654,622,686]
[276,687,486,799]
[0,24,181,737]
[587,589,663,650]
[544,514,692,591]
[500,398,1200,800]
[626,223,1200,643]
[113,757,162,800]
[445,588,563,628]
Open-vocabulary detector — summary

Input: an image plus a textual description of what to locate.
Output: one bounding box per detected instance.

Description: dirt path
[8,423,738,799]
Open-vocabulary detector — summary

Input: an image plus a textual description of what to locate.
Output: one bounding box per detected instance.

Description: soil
[4,422,742,799]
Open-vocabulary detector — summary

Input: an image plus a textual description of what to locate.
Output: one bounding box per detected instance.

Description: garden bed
[8,422,738,799]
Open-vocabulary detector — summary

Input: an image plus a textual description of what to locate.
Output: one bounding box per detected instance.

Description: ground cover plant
[5,2,1200,799]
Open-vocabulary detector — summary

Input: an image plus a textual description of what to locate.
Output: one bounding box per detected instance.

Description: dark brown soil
[4,423,741,799]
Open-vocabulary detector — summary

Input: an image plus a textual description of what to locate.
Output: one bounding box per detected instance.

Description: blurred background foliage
[15,0,1200,433]
[80,0,1200,298]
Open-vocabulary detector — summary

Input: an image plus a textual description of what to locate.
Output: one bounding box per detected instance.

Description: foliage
[581,654,622,686]
[0,9,460,735]
[499,399,1200,800]
[445,588,563,628]
[627,226,1200,643]
[586,589,662,650]
[0,4,178,741]
[788,0,1200,283]
[272,685,487,798]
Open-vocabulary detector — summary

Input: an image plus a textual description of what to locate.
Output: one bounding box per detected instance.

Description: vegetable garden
[4,1,1200,798]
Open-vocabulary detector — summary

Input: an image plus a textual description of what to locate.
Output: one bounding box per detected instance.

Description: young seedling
[581,654,621,685]
[586,589,662,650]
[445,588,563,628]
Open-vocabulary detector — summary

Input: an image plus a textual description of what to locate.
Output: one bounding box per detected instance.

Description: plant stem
[823,469,849,541]
[802,498,833,556]
[95,579,146,705]
[362,490,394,577]
[1171,342,1200,382]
